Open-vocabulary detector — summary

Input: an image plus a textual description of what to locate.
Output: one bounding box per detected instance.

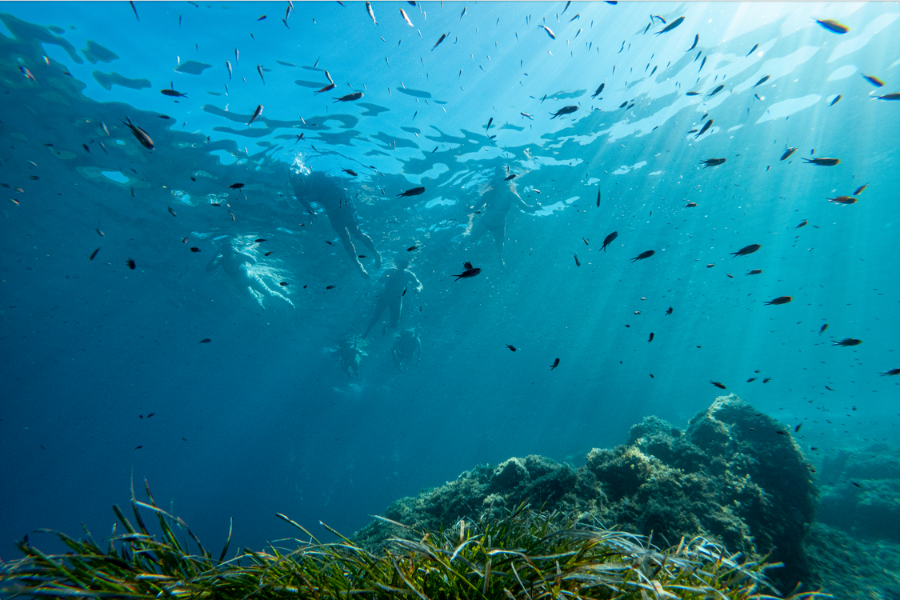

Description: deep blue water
[0,1,898,563]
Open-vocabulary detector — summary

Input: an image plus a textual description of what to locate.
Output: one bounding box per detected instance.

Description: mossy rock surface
[355,394,818,593]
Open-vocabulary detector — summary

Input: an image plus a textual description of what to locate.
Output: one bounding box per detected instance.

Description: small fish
[746,43,758,56]
[433,32,448,50]
[550,358,560,370]
[874,92,900,101]
[200,338,212,343]
[129,0,139,20]
[862,74,884,87]
[600,231,618,252]
[504,174,517,181]
[747,377,756,383]
[684,202,697,208]
[398,186,425,197]
[573,254,580,267]
[454,261,481,281]
[521,112,534,120]
[161,88,187,98]
[366,1,377,25]
[655,16,684,35]
[592,83,605,98]
[228,183,245,189]
[666,307,673,315]
[686,34,698,52]
[695,119,712,138]
[258,15,266,21]
[631,250,654,262]
[126,258,136,270]
[167,206,177,217]
[82,143,91,153]
[122,117,154,150]
[819,324,829,335]
[248,104,263,125]
[699,56,707,71]
[550,105,578,119]
[795,220,808,229]
[460,6,466,20]
[190,247,201,253]
[254,238,266,243]
[686,91,700,96]
[879,368,900,376]
[781,147,798,161]
[763,377,772,383]
[234,48,239,64]
[256,64,265,84]
[541,25,556,39]
[407,246,417,251]
[707,84,724,97]
[853,183,869,195]
[753,75,770,88]
[833,338,862,347]
[506,344,517,352]
[342,168,358,176]
[830,94,842,106]
[815,19,849,34]
[315,83,336,94]
[731,243,761,257]
[648,332,654,343]
[596,187,601,207]
[334,92,363,102]
[701,158,726,168]
[100,122,110,137]
[710,380,726,390]
[90,248,100,261]
[326,285,336,289]
[582,238,589,245]
[764,296,793,305]
[400,8,414,26]
[828,196,858,205]
[279,282,289,287]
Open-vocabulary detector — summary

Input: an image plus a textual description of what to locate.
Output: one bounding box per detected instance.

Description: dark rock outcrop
[354,395,818,593]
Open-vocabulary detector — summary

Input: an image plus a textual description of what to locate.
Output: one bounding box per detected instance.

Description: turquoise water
[0,0,897,570]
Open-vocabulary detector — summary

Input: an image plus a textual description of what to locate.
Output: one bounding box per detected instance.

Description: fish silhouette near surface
[454,262,481,281]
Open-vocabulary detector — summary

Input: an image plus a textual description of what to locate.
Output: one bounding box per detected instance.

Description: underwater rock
[354,394,817,593]
[817,442,900,544]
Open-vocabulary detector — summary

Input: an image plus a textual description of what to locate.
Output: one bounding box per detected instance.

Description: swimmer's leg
[337,227,368,278]
[363,297,389,339]
[490,222,507,266]
[350,226,382,270]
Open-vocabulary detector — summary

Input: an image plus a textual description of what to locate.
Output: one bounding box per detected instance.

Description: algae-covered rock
[354,395,817,593]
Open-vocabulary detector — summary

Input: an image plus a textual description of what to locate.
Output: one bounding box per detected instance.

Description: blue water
[1,0,898,563]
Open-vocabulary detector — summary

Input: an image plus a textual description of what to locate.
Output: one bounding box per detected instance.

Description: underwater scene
[1,1,899,598]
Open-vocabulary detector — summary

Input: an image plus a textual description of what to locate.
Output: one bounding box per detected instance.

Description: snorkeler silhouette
[392,328,422,371]
[288,168,381,278]
[363,256,423,339]
[338,337,365,379]
[205,241,270,306]
[463,166,538,266]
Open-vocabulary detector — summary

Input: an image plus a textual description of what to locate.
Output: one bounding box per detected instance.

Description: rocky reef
[355,394,818,593]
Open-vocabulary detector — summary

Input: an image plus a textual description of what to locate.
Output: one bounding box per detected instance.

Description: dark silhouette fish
[655,16,684,34]
[781,147,797,161]
[397,186,425,197]
[731,243,761,257]
[803,157,839,166]
[550,358,560,370]
[747,269,762,275]
[701,158,726,168]
[592,83,605,98]
[686,34,698,51]
[161,88,187,98]
[861,74,884,87]
[710,380,726,389]
[875,92,900,101]
[631,250,654,262]
[815,19,849,34]
[550,105,578,119]
[828,196,857,204]
[454,261,481,281]
[334,92,363,102]
[764,296,793,305]
[879,368,900,376]
[746,43,758,56]
[601,231,618,252]
[753,75,770,88]
[695,119,712,138]
[248,104,263,125]
[830,94,842,105]
[666,307,673,315]
[432,32,448,50]
[506,344,517,352]
[122,117,154,149]
[707,84,724,97]
[315,83,336,94]
[833,338,862,346]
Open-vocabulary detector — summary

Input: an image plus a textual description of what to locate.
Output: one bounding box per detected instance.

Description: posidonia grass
[0,480,829,600]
